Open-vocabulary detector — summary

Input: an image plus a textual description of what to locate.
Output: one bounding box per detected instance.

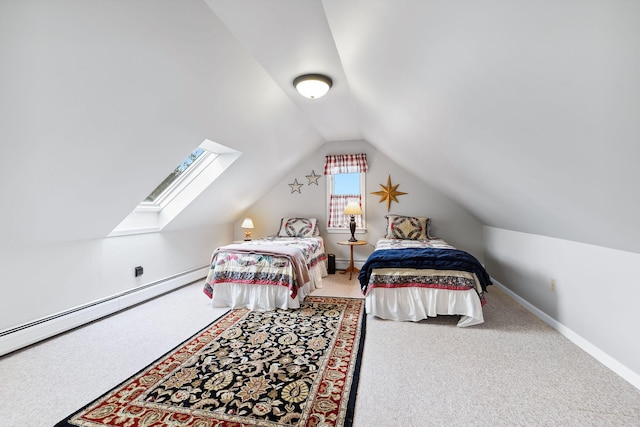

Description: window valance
[323,153,368,175]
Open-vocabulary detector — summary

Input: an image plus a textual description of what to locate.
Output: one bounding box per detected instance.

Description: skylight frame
[136,150,219,213]
[109,139,241,237]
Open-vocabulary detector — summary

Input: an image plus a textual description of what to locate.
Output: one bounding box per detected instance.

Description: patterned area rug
[55,296,366,427]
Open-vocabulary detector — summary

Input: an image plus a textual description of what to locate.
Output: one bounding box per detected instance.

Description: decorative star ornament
[288,178,303,194]
[371,175,408,211]
[306,170,321,185]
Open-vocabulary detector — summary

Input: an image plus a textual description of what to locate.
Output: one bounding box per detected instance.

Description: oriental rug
[55,296,366,427]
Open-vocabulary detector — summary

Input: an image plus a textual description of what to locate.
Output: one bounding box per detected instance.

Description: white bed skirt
[365,287,484,327]
[211,263,326,311]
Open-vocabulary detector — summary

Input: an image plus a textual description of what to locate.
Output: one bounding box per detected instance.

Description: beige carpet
[1,272,639,426]
[355,278,640,426]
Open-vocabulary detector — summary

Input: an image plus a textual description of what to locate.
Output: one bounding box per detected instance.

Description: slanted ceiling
[2,0,640,254]
[206,0,640,254]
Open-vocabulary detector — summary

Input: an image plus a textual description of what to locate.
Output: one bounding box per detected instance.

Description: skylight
[109,139,241,237]
[144,148,206,204]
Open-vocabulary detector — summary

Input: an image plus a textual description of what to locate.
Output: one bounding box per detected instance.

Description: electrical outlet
[550,279,557,292]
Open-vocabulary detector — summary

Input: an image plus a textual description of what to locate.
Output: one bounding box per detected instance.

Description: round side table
[336,240,368,280]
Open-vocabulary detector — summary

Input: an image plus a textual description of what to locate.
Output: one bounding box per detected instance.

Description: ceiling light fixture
[293,74,333,99]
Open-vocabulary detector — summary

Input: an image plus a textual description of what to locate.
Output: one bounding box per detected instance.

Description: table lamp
[241,218,254,241]
[344,202,362,242]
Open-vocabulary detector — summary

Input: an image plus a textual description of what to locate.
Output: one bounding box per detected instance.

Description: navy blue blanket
[358,248,492,293]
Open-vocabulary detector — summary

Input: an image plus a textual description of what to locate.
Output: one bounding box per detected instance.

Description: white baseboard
[335,259,366,271]
[492,278,640,391]
[0,266,208,357]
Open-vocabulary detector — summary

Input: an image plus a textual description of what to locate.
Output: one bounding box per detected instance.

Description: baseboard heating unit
[0,266,208,357]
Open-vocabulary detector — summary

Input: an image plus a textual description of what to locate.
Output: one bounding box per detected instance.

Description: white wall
[0,226,230,332]
[484,226,640,387]
[236,140,485,267]
[0,0,242,336]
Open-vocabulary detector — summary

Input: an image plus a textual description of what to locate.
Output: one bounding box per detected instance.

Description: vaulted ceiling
[3,0,639,254]
[203,0,640,253]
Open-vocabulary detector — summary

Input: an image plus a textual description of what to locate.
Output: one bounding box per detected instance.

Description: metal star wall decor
[306,170,321,185]
[288,178,303,194]
[371,175,408,211]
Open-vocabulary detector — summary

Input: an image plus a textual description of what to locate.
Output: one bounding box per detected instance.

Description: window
[324,154,368,232]
[109,139,241,236]
[143,148,209,205]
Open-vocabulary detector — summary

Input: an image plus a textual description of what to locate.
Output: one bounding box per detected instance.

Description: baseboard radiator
[0,266,208,357]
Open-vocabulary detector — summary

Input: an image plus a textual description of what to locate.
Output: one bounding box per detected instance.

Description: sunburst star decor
[371,175,408,211]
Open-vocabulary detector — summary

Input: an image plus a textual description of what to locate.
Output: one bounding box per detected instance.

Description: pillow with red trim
[384,214,430,240]
[277,217,318,238]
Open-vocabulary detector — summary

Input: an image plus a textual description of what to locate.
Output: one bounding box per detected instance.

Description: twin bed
[358,215,491,327]
[204,218,327,310]
[204,215,491,327]
[359,237,490,327]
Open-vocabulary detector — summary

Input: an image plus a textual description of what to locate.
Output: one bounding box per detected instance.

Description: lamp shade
[293,74,333,99]
[344,201,362,216]
[241,218,254,229]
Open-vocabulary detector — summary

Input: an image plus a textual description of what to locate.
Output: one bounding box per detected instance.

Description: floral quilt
[203,237,327,299]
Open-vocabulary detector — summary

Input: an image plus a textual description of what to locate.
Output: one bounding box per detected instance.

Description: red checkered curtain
[323,153,368,175]
[324,154,367,228]
[328,195,363,228]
